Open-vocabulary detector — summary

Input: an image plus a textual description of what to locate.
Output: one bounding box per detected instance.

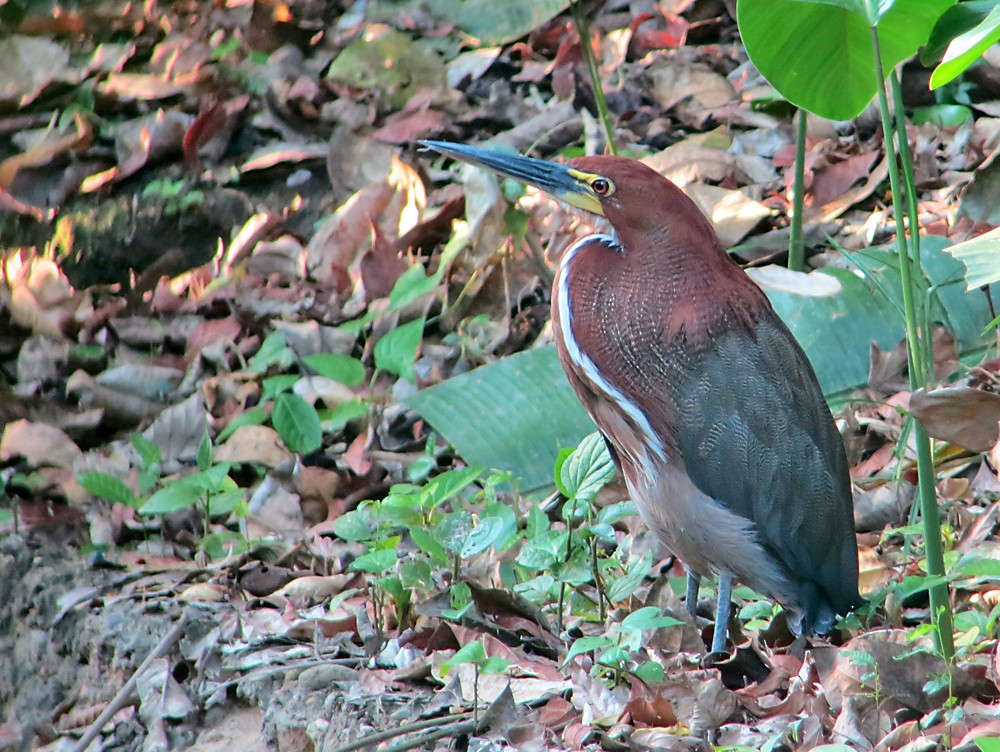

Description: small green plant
[334,466,518,636]
[565,606,681,686]
[440,639,512,721]
[141,178,204,217]
[77,432,249,557]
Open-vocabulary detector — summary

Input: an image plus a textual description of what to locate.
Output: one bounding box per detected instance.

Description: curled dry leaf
[3,252,92,340]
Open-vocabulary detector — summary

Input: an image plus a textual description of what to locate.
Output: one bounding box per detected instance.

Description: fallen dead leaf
[910,386,1000,452]
[0,419,82,469]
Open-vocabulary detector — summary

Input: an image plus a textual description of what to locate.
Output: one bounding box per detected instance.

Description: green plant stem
[869,26,954,660]
[890,71,933,374]
[788,110,808,271]
[571,0,617,155]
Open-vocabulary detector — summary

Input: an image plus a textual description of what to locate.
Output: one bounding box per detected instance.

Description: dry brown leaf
[909,386,1000,452]
[648,61,736,127]
[0,419,82,469]
[683,183,771,247]
[215,425,292,468]
[305,179,397,284]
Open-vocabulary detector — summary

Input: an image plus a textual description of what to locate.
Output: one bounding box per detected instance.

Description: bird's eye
[591,177,611,195]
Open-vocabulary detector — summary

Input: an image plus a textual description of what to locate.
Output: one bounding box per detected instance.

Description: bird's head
[419,140,718,254]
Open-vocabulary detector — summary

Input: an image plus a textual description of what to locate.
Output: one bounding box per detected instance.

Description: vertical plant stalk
[571,0,618,155]
[788,110,808,271]
[869,27,955,659]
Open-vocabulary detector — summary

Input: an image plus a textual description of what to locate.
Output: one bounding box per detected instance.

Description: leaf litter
[2,0,1000,750]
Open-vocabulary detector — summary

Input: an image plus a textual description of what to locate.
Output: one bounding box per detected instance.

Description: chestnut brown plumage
[420,140,862,652]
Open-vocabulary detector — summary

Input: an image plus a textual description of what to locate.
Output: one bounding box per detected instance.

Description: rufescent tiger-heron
[420,140,862,653]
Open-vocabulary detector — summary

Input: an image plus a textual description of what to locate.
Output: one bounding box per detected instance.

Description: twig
[325,711,475,752]
[73,613,188,752]
[382,720,478,752]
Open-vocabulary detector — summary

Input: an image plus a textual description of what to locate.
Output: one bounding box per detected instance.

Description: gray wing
[674,317,861,623]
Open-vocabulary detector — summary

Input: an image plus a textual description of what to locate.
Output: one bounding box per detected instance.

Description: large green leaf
[406,239,993,493]
[942,226,1000,289]
[405,347,596,493]
[738,0,955,120]
[367,0,571,46]
[433,0,571,44]
[930,3,1000,88]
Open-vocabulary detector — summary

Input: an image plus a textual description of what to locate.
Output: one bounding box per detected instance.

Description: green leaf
[480,656,512,675]
[605,552,654,603]
[738,0,954,120]
[552,447,574,498]
[621,606,684,633]
[262,374,300,399]
[560,432,615,503]
[942,227,1000,289]
[141,481,204,515]
[208,487,244,516]
[441,640,487,674]
[387,265,442,312]
[303,353,366,386]
[199,530,247,558]
[196,429,213,471]
[332,508,374,542]
[77,471,136,505]
[443,0,570,45]
[975,738,1000,752]
[374,318,425,383]
[217,407,268,442]
[954,556,1000,578]
[460,515,505,558]
[632,661,665,684]
[422,466,483,508]
[406,348,598,493]
[931,4,1000,88]
[131,434,161,468]
[410,527,451,566]
[322,399,368,433]
[597,501,637,525]
[349,548,397,574]
[564,635,614,664]
[249,331,295,373]
[272,393,322,454]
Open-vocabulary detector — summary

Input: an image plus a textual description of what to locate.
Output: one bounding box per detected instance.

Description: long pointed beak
[419,140,604,216]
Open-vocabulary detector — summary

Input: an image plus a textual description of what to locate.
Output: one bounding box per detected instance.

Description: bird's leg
[710,574,733,654]
[685,570,700,618]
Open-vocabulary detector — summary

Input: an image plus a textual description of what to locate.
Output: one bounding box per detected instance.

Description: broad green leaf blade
[738,0,954,120]
[374,318,425,383]
[941,226,1000,289]
[350,548,397,574]
[443,0,571,44]
[141,480,204,515]
[303,353,366,386]
[77,471,136,505]
[272,393,322,454]
[931,4,1000,88]
[405,348,597,493]
[560,432,615,503]
[441,640,487,674]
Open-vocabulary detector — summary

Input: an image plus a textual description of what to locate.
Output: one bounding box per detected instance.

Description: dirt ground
[0,533,448,752]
